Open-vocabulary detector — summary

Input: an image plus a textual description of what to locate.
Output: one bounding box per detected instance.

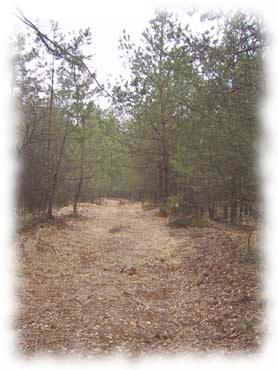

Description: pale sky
[10,0,271,98]
[11,1,206,86]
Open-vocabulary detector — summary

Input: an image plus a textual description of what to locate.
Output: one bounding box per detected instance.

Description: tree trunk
[223,205,228,222]
[239,202,243,225]
[230,199,238,224]
[73,178,83,215]
[46,55,55,219]
[231,180,238,224]
[158,162,163,202]
[161,154,169,203]
[73,116,85,215]
[208,203,215,219]
[48,128,67,216]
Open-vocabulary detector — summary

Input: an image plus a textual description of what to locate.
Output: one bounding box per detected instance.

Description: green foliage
[190,217,209,228]
[165,195,181,210]
[162,195,186,215]
[14,10,265,216]
[170,146,192,178]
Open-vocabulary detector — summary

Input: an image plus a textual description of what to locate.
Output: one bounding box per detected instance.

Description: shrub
[168,216,192,228]
[191,216,209,228]
[168,215,209,229]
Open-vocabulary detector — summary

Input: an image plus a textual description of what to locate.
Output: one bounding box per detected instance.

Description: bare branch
[15,8,113,98]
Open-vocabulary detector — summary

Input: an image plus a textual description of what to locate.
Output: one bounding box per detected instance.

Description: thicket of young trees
[13,10,266,223]
[13,21,133,217]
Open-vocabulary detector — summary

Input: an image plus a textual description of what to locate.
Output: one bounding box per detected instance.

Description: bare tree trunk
[73,116,85,215]
[223,205,228,222]
[158,33,169,205]
[159,142,169,204]
[208,203,215,219]
[49,127,67,213]
[162,154,169,202]
[230,202,237,223]
[158,161,163,202]
[46,54,55,219]
[230,181,238,224]
[239,202,243,225]
[73,178,83,214]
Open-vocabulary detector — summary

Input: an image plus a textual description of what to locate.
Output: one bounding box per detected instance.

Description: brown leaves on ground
[14,200,265,359]
[173,225,265,352]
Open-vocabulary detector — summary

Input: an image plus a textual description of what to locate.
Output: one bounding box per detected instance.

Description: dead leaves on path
[14,202,264,358]
[174,226,265,352]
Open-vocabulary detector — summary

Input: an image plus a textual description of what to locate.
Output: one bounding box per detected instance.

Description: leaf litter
[14,199,265,358]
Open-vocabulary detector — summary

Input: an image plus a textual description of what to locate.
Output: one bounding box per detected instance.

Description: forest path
[16,200,262,357]
[72,199,189,271]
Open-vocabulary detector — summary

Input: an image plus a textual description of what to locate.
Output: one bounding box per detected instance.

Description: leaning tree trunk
[73,178,83,215]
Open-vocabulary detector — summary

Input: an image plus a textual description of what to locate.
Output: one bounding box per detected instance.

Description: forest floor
[14,199,265,359]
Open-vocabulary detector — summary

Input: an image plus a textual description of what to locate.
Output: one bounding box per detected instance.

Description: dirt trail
[79,199,188,267]
[15,200,263,357]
